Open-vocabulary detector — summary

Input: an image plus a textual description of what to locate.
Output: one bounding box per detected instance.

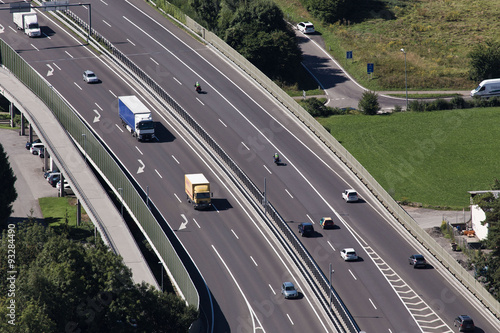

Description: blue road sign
[346,51,352,59]
[367,63,374,74]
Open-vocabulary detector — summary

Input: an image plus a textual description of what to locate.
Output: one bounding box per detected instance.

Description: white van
[470,78,500,98]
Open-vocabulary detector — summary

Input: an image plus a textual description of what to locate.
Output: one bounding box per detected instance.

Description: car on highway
[319,217,335,229]
[297,21,315,34]
[281,282,298,299]
[83,70,99,83]
[298,222,314,237]
[340,248,358,261]
[453,315,475,332]
[342,189,358,202]
[30,142,44,155]
[408,254,427,268]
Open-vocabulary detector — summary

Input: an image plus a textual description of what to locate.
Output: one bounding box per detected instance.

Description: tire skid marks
[364,246,453,333]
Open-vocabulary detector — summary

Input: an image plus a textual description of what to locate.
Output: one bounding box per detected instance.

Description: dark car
[454,315,475,332]
[409,254,427,268]
[298,223,314,237]
[25,138,41,150]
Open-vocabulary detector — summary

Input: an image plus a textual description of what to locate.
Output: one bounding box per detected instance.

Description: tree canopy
[189,0,302,82]
[0,221,198,332]
[0,143,17,227]
[468,41,500,81]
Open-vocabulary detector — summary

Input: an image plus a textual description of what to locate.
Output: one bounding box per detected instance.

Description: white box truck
[118,96,155,141]
[13,9,41,37]
[470,78,500,98]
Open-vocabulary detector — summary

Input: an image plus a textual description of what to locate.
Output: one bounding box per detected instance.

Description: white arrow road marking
[46,64,54,76]
[137,159,145,174]
[0,24,4,34]
[179,214,188,230]
[93,109,100,123]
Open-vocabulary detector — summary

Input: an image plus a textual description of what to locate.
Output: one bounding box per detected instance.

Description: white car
[297,22,315,34]
[340,248,358,261]
[56,179,69,190]
[83,70,99,83]
[30,142,44,155]
[342,189,359,202]
[56,180,74,195]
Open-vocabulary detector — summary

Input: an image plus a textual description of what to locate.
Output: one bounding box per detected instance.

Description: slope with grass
[276,0,500,91]
[319,108,500,208]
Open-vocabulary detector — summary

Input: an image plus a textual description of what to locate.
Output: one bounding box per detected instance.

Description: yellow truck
[185,174,212,210]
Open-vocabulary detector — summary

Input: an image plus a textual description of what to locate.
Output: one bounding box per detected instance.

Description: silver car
[281,282,298,299]
[83,70,99,83]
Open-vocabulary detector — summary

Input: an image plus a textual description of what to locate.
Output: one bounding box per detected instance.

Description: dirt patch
[424,226,474,274]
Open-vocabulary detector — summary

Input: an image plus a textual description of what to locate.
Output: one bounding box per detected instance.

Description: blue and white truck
[118,96,155,141]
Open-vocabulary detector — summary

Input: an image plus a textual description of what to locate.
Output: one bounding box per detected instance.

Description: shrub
[450,96,468,109]
[358,91,380,115]
[392,105,403,113]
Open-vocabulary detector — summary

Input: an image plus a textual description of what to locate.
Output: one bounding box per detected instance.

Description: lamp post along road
[118,188,123,216]
[82,133,86,163]
[401,48,408,110]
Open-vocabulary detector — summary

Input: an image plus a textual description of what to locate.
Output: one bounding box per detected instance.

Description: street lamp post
[158,261,163,292]
[82,133,87,163]
[401,48,408,110]
[118,188,123,216]
[329,263,334,308]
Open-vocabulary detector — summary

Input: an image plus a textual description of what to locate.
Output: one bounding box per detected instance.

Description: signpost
[346,51,353,67]
[367,63,374,80]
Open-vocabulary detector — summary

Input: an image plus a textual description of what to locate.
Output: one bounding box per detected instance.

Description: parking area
[1,129,59,223]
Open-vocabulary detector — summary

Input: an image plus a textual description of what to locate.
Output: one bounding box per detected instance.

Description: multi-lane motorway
[1,1,499,332]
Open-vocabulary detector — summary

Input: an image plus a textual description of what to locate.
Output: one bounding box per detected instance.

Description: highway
[0,4,333,333]
[1,1,499,332]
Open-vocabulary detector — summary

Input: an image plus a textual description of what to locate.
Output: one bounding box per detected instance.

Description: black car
[454,315,475,332]
[408,254,427,268]
[298,223,314,237]
[25,138,41,150]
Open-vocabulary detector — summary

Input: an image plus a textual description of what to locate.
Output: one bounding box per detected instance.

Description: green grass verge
[39,197,94,240]
[318,107,500,209]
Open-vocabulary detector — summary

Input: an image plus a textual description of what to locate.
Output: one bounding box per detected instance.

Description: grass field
[318,107,500,209]
[39,197,93,240]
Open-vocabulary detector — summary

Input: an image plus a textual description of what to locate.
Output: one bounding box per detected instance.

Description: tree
[302,0,353,23]
[358,91,380,115]
[468,41,500,81]
[0,222,198,332]
[224,0,302,81]
[190,0,220,30]
[0,143,17,226]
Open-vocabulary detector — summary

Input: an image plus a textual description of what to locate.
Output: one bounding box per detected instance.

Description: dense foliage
[0,221,198,332]
[186,0,302,82]
[300,0,353,23]
[0,143,17,226]
[468,41,500,81]
[471,180,500,300]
